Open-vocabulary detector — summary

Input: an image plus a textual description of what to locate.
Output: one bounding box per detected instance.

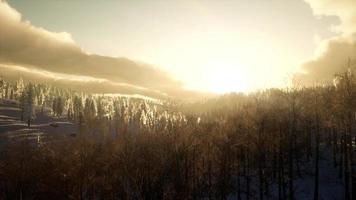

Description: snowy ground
[0,99,77,145]
[293,148,344,200]
[226,146,345,200]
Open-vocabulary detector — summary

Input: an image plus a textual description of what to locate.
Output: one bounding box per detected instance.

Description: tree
[65,98,74,120]
[15,77,24,100]
[24,83,35,127]
[0,76,4,98]
[84,97,96,125]
[3,82,9,99]
[56,97,64,117]
[73,96,84,123]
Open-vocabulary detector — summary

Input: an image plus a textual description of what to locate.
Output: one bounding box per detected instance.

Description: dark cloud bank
[0,0,209,100]
[294,0,356,85]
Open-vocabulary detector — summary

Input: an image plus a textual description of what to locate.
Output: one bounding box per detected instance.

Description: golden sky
[1,0,356,97]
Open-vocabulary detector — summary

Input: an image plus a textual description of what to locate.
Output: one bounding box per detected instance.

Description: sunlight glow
[207,64,248,93]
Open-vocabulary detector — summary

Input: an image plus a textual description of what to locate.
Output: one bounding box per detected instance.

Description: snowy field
[0,99,77,145]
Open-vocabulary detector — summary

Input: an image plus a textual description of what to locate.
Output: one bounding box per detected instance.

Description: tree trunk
[333,128,337,167]
[313,122,320,200]
[278,149,283,200]
[344,131,350,200]
[288,128,294,200]
[246,148,250,200]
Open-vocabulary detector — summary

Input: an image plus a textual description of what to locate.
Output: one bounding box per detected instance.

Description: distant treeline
[0,76,187,134]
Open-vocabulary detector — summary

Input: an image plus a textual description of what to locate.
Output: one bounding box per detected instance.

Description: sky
[1,0,356,97]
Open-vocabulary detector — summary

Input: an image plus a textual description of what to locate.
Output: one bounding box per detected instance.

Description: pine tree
[24,83,35,127]
[9,86,14,100]
[84,97,96,123]
[4,82,9,99]
[38,88,46,114]
[73,96,84,123]
[0,76,4,98]
[56,97,64,117]
[52,97,57,116]
[15,77,24,100]
[19,90,25,121]
[65,98,74,120]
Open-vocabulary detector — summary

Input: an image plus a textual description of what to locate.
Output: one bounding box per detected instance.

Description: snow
[293,148,344,200]
[0,99,77,145]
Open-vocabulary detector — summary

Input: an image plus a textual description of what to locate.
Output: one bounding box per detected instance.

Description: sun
[207,65,249,94]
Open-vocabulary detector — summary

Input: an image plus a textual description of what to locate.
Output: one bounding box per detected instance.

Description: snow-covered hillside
[0,99,77,145]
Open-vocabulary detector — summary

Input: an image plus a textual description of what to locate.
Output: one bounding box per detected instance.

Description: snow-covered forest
[0,76,187,135]
[0,68,355,199]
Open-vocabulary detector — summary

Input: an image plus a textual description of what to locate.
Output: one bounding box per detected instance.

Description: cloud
[295,0,356,85]
[0,64,169,98]
[295,34,356,85]
[304,0,356,34]
[0,1,183,97]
